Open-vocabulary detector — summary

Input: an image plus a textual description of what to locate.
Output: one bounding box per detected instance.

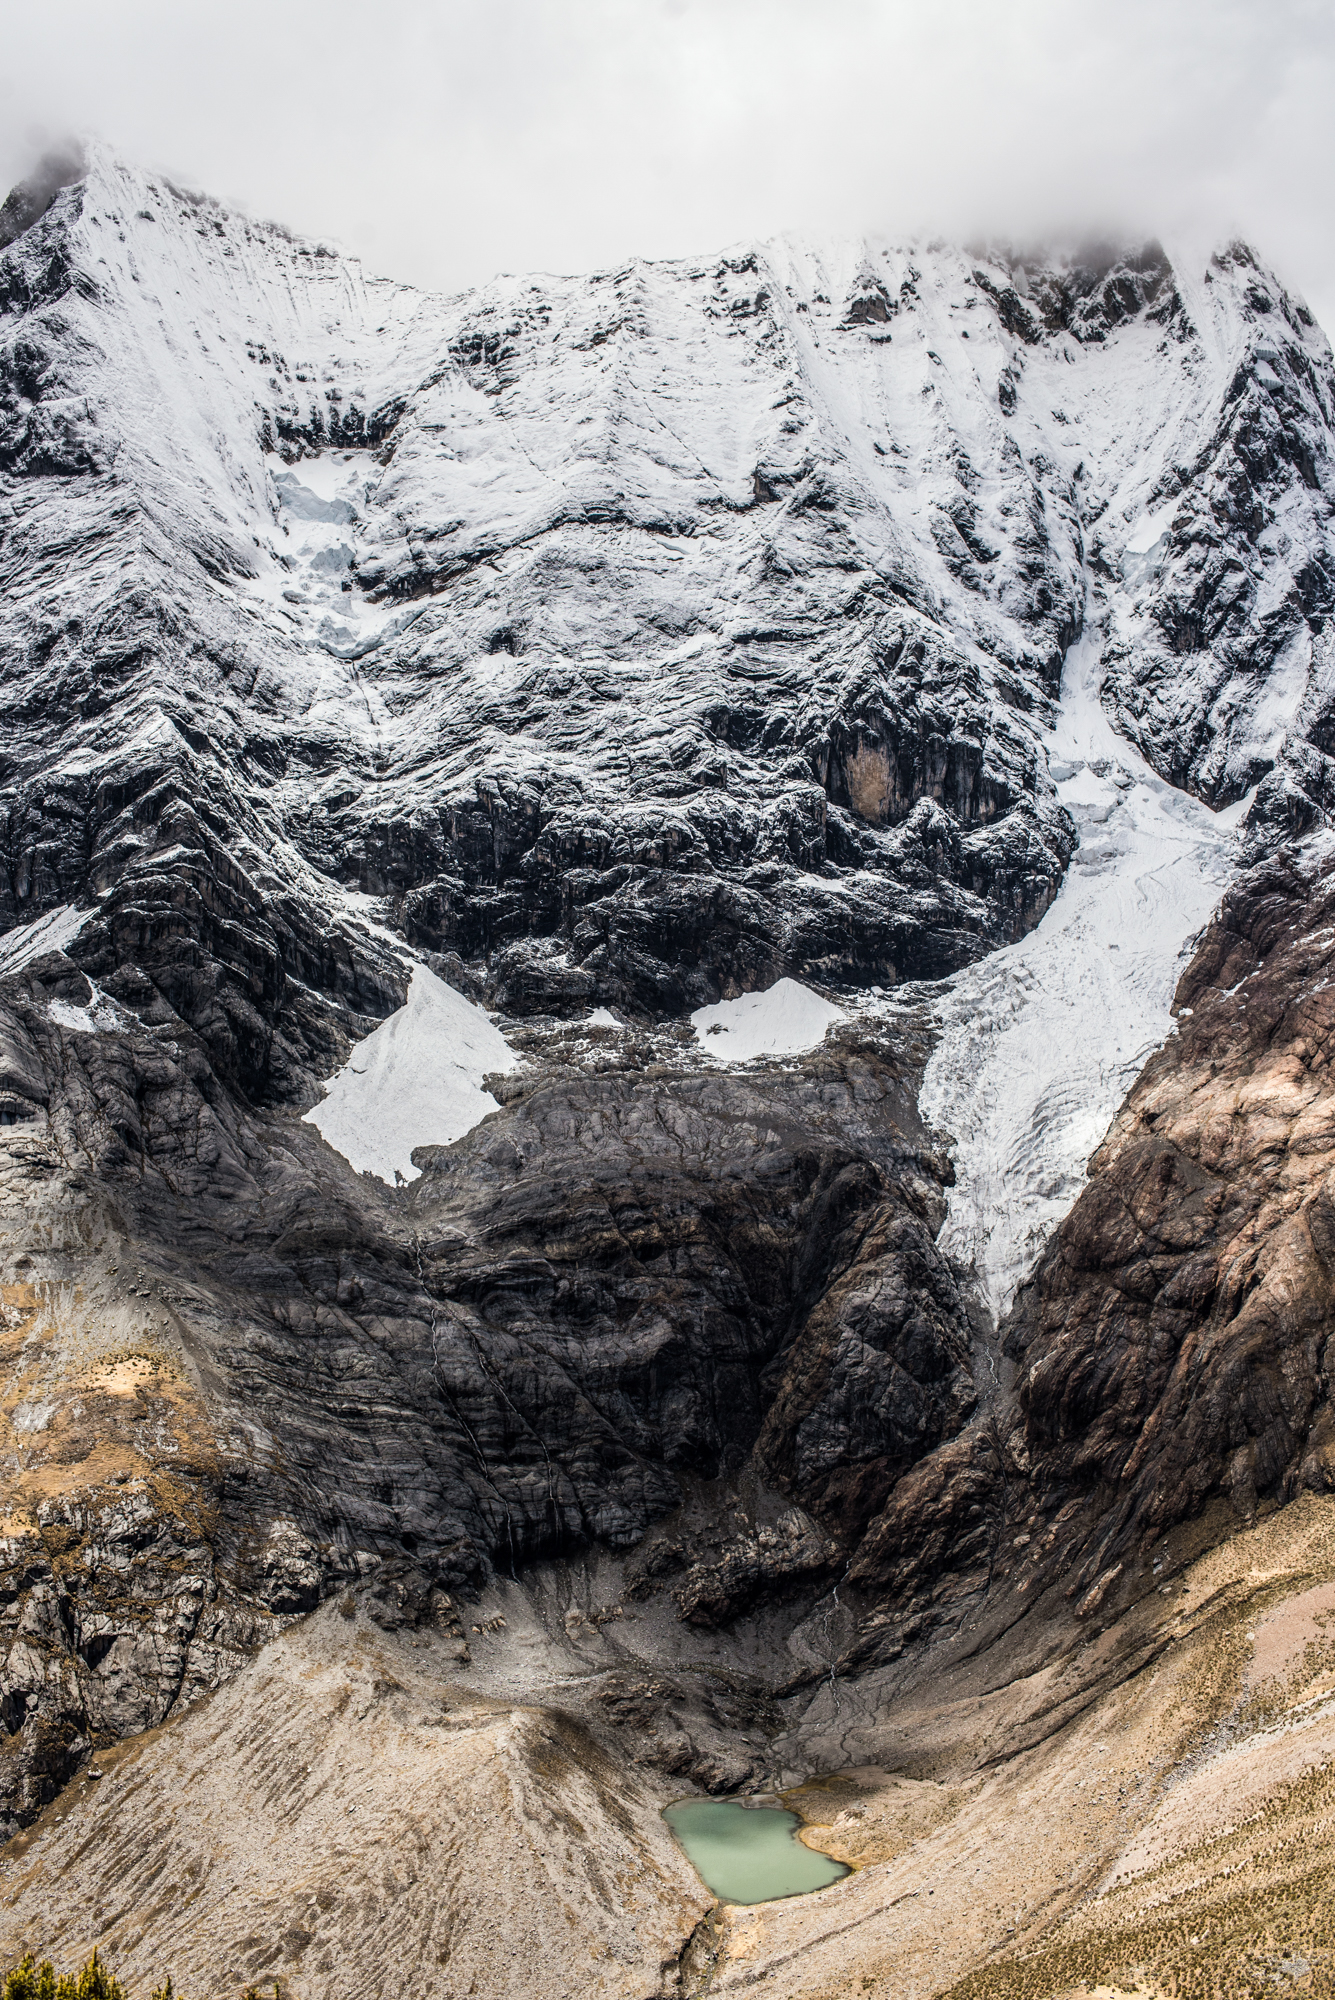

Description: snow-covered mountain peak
[9,149,1335,1932]
[0,149,1332,1095]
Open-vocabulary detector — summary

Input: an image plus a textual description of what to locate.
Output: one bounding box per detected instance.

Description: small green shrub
[2,1950,126,2000]
[1,1953,278,2000]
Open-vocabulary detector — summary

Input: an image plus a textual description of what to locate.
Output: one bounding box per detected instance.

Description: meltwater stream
[663,1799,849,1903]
[920,630,1245,1325]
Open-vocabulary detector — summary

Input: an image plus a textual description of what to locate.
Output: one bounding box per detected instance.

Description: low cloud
[1,0,1332,327]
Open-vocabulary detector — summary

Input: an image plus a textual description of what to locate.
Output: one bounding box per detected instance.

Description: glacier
[920,621,1244,1322]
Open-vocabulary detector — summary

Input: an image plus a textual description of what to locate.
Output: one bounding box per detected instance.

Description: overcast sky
[2,0,1332,329]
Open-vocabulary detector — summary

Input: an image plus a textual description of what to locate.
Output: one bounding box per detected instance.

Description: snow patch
[0,905,89,976]
[327,886,415,958]
[585,1007,622,1028]
[920,630,1237,1324]
[692,978,846,1063]
[249,451,398,666]
[1123,502,1178,555]
[1214,783,1260,831]
[48,984,125,1035]
[303,965,520,1184]
[1233,628,1310,770]
[10,1401,56,1435]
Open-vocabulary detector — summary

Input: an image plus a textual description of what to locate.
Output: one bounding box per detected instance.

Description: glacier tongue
[920,627,1241,1325]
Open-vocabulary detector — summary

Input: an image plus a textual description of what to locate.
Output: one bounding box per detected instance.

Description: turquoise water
[663,1797,850,1904]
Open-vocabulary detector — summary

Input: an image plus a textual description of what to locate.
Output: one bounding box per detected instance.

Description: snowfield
[692,977,847,1062]
[304,965,520,1182]
[3,145,1331,1031]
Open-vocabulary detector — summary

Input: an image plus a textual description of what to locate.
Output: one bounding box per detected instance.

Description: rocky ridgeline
[2,145,1335,1833]
[1,149,1332,1090]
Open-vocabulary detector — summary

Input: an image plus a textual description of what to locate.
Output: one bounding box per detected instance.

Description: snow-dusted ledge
[0,905,90,975]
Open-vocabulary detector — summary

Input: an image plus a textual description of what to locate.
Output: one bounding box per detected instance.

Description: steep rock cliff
[2,141,1335,1838]
[840,836,1335,1664]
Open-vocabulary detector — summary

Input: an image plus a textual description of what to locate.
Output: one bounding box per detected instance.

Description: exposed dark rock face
[838,840,1335,1666]
[753,1199,978,1542]
[0,1505,267,1842]
[1095,245,1335,825]
[0,950,972,1829]
[0,146,87,256]
[2,144,1335,1847]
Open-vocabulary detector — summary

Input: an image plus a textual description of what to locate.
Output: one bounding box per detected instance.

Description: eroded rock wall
[835,837,1335,1671]
[0,950,978,1830]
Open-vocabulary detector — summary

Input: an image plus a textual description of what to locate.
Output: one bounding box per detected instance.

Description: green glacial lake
[663,1797,850,1904]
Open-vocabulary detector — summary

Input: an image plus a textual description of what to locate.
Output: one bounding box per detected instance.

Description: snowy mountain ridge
[7,146,1335,1886]
[0,144,1333,1100]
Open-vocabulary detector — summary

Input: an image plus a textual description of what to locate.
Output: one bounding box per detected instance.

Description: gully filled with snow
[919,627,1244,1325]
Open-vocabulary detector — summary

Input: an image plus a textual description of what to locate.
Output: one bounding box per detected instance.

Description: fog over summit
[3,0,1332,326]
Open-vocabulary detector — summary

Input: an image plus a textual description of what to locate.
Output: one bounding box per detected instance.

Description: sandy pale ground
[0,1611,709,1999]
[7,1497,1335,1997]
[695,1494,1335,1997]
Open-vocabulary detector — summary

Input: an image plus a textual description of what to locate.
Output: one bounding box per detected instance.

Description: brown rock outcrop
[1014,843,1335,1571]
[845,841,1335,1633]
